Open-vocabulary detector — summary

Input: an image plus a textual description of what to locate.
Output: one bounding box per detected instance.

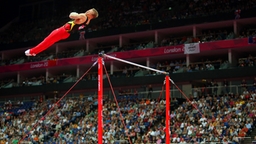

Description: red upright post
[165,75,170,144]
[98,57,103,144]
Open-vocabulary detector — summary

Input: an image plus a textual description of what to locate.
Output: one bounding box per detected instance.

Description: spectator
[78,25,86,40]
[235,9,241,19]
[147,85,153,98]
[213,81,219,95]
[241,79,247,92]
[253,77,256,90]
[222,79,229,94]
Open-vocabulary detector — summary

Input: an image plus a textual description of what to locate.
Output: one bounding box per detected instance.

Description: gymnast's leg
[25,27,70,56]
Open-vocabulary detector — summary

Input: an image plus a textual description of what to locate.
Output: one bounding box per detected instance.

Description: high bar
[102,53,169,75]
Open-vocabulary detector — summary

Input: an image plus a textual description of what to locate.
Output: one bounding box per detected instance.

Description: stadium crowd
[0,80,256,143]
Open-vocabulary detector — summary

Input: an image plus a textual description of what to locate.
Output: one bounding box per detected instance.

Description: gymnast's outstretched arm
[69,12,79,19]
[69,12,87,24]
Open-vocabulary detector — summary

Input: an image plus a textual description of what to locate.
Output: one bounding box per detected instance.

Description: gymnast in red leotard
[25,8,98,56]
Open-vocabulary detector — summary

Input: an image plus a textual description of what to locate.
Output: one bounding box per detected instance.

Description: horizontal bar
[103,54,169,75]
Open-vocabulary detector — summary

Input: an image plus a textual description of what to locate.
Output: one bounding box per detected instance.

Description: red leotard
[29,20,86,55]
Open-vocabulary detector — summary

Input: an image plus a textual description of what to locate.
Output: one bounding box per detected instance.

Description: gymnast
[25,8,98,56]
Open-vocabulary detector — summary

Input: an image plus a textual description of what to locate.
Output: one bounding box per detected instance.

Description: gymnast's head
[86,8,99,20]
